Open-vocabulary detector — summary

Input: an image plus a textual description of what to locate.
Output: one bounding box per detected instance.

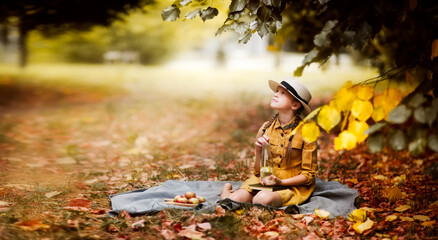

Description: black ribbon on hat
[281,81,308,105]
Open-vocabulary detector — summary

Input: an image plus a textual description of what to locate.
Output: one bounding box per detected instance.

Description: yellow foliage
[421,220,436,227]
[351,99,373,121]
[334,131,357,151]
[348,209,367,222]
[357,86,373,101]
[413,215,431,221]
[347,120,369,143]
[334,81,357,112]
[302,121,320,143]
[395,205,411,212]
[317,105,341,132]
[372,106,385,122]
[385,215,398,222]
[353,218,374,234]
[315,209,331,219]
[373,88,403,120]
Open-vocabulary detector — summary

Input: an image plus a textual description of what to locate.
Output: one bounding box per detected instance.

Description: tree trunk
[18,26,28,68]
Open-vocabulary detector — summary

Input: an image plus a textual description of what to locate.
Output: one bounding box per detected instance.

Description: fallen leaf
[361,207,376,213]
[413,215,431,222]
[315,209,331,219]
[385,186,402,202]
[292,214,305,220]
[400,216,414,221]
[16,219,51,231]
[348,209,367,222]
[68,198,92,208]
[421,220,436,227]
[353,218,374,234]
[196,222,211,231]
[263,231,280,238]
[44,191,62,198]
[178,225,204,239]
[373,175,387,180]
[302,216,314,225]
[131,219,145,229]
[215,206,225,216]
[395,205,411,212]
[385,215,398,222]
[0,201,10,207]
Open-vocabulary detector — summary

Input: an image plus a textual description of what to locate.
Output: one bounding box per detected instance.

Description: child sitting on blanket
[220,77,318,207]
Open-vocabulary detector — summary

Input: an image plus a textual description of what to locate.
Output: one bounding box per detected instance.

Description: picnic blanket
[109,178,358,218]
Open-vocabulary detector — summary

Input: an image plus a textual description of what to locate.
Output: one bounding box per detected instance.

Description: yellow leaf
[432,39,438,60]
[317,105,341,132]
[351,99,373,121]
[391,174,406,185]
[385,186,402,202]
[372,106,385,122]
[395,205,411,212]
[315,209,330,219]
[429,200,438,209]
[16,219,51,231]
[347,120,369,143]
[400,216,414,221]
[385,215,398,222]
[413,215,431,222]
[302,121,320,143]
[348,209,367,222]
[357,86,374,101]
[421,220,436,227]
[235,209,244,215]
[361,207,376,213]
[334,131,357,151]
[373,175,387,180]
[353,218,374,234]
[334,82,357,112]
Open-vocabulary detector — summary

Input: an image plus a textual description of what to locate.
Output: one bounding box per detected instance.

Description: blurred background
[0,0,377,185]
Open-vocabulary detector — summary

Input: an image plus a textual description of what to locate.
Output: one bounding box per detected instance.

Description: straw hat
[269,77,312,116]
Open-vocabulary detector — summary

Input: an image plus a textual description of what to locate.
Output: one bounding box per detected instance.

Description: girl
[220,77,317,207]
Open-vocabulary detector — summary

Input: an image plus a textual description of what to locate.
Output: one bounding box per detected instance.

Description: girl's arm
[260,174,307,186]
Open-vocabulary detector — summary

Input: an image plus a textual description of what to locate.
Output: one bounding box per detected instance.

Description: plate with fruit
[164,192,206,207]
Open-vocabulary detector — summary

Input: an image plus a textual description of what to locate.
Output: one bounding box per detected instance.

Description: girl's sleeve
[299,140,318,185]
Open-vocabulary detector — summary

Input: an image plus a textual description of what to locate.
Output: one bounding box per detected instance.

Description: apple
[185,192,196,199]
[175,197,188,203]
[197,196,206,203]
[174,195,184,201]
[188,198,199,204]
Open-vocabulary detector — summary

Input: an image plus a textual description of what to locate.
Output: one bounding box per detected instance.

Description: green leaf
[367,133,384,153]
[257,5,272,22]
[161,5,181,22]
[216,24,231,36]
[200,7,219,21]
[388,128,407,151]
[427,134,438,152]
[238,29,252,44]
[387,104,412,124]
[408,137,427,156]
[424,106,437,127]
[314,20,338,47]
[248,0,260,12]
[262,0,282,8]
[230,0,248,12]
[414,106,427,124]
[408,93,427,108]
[185,8,201,19]
[364,122,387,135]
[257,22,269,37]
[230,21,249,34]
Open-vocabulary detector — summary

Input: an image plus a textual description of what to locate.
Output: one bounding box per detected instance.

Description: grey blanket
[109,178,358,218]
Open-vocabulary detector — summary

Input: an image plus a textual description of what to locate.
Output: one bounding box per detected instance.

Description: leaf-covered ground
[0,65,436,239]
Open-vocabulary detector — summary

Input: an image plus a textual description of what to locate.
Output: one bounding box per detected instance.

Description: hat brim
[269,80,311,116]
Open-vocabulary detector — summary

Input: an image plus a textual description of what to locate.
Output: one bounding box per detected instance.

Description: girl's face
[270,86,301,112]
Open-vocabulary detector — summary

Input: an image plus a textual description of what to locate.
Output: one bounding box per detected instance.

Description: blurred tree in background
[0,0,153,67]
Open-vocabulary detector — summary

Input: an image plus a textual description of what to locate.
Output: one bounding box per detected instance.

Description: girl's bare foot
[220,183,233,199]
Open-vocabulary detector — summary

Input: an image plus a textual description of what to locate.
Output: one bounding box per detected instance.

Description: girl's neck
[277,111,294,126]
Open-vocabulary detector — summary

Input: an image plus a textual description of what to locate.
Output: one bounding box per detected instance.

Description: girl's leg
[252,190,282,207]
[220,183,253,203]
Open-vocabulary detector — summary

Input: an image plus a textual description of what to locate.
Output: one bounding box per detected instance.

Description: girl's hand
[255,135,270,152]
[260,175,281,186]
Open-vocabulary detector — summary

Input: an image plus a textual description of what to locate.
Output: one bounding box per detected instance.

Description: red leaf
[68,198,92,208]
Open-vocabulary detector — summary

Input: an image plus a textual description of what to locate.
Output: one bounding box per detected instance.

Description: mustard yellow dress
[240,117,318,206]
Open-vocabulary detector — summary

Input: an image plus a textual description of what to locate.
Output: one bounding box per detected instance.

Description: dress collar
[273,116,296,130]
